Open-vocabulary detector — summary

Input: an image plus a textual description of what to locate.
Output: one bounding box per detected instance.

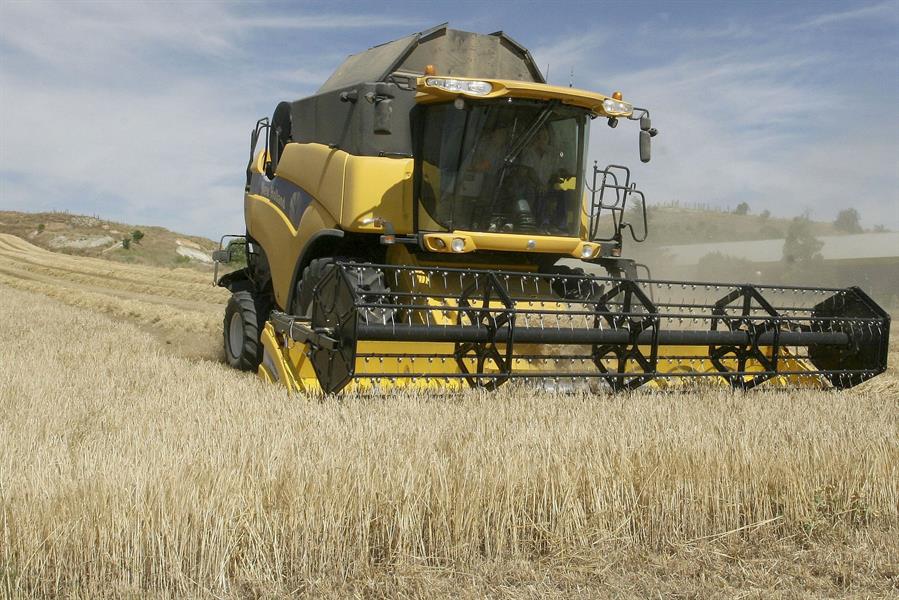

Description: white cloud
[797,0,899,29]
[0,69,249,232]
[531,32,605,84]
[0,3,422,65]
[0,3,896,239]
[0,2,422,237]
[0,2,240,65]
[236,15,424,30]
[550,23,899,230]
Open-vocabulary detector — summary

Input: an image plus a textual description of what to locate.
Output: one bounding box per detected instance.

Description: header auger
[214,24,890,394]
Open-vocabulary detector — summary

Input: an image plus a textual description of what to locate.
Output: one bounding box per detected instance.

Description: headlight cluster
[425,78,493,96]
[602,97,633,116]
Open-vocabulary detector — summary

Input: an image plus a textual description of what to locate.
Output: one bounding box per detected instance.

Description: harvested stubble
[0,236,898,598]
[0,233,227,360]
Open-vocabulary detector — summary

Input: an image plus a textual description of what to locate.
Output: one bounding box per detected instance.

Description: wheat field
[1,233,897,598]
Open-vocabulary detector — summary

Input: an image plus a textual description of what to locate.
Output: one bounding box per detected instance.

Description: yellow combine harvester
[214,24,889,393]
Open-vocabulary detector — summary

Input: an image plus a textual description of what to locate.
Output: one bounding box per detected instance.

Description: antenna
[545,63,550,81]
[569,68,574,88]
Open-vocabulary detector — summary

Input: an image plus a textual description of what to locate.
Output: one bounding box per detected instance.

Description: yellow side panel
[245,143,348,309]
[342,155,414,234]
[245,196,338,309]
[244,143,419,308]
[275,143,347,224]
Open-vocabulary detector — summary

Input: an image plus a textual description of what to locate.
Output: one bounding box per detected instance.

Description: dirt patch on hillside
[48,234,115,249]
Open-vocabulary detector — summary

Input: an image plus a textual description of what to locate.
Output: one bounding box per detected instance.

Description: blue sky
[1,0,897,239]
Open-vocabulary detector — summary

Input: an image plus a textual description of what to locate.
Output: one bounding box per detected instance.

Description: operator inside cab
[418,99,588,238]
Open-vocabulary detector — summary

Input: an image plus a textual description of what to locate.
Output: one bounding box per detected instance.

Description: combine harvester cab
[214,24,890,394]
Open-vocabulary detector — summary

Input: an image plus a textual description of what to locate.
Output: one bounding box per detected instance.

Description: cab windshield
[416,100,589,236]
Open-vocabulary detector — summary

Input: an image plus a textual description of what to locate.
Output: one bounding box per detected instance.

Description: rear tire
[224,291,265,371]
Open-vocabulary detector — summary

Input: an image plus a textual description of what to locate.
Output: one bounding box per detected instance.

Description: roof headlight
[426,78,492,96]
[443,78,464,92]
[602,98,633,116]
[465,80,493,95]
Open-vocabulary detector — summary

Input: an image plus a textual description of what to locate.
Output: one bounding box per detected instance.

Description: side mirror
[266,101,292,178]
[639,130,651,163]
[372,82,396,135]
[212,249,231,264]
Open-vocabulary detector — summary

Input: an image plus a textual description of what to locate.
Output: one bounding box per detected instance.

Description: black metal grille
[271,262,890,393]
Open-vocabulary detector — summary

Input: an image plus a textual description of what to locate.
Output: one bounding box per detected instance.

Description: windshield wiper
[486,101,558,229]
[502,100,558,166]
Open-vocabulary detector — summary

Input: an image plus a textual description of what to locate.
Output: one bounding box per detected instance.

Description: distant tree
[782,215,823,265]
[872,224,888,233]
[36,223,45,233]
[131,230,145,243]
[759,209,771,220]
[734,202,750,215]
[122,237,131,250]
[833,208,863,234]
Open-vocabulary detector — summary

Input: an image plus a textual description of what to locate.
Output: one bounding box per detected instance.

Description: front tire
[296,257,333,318]
[544,264,590,300]
[297,257,395,323]
[224,291,265,370]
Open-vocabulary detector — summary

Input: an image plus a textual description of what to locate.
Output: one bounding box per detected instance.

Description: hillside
[0,210,219,270]
[641,205,860,246]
